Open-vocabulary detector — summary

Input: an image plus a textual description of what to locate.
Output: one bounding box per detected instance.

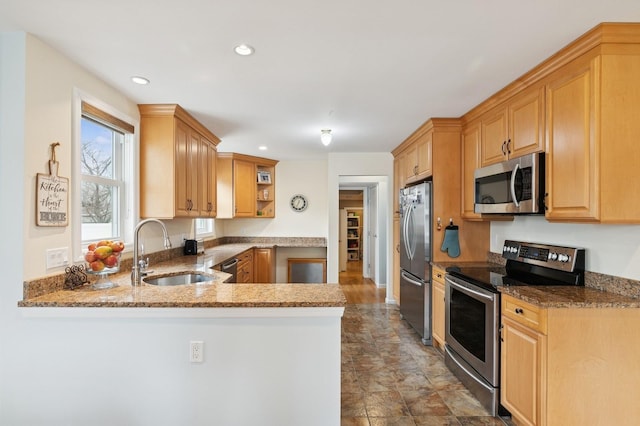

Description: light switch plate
[46,247,69,269]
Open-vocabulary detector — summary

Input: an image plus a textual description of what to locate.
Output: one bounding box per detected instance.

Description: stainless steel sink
[143,273,213,286]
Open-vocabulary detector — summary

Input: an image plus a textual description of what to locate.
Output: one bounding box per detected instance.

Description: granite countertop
[19,243,346,308]
[432,260,640,309]
[499,285,640,309]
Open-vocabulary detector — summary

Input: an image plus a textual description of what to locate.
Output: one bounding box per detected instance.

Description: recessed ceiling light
[234,44,255,56]
[258,146,267,151]
[131,76,150,85]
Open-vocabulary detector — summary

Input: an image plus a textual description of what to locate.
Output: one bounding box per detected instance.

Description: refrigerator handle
[402,206,413,261]
[401,270,423,286]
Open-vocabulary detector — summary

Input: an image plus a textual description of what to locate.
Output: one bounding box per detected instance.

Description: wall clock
[290,194,308,212]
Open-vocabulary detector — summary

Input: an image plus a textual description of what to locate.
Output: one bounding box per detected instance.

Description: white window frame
[195,218,214,237]
[72,89,139,262]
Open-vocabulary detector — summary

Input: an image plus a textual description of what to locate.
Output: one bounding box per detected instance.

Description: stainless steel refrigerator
[399,181,432,345]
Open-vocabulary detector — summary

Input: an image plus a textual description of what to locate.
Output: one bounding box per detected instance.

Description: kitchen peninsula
[18,242,345,426]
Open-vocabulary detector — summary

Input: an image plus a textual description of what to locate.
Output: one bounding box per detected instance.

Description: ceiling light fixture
[131,76,150,85]
[320,129,332,146]
[234,44,255,56]
[258,145,267,151]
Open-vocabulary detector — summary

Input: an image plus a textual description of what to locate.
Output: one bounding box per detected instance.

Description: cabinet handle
[501,141,507,156]
[515,308,523,314]
[544,192,549,211]
[436,273,443,279]
[506,139,512,154]
[395,244,400,253]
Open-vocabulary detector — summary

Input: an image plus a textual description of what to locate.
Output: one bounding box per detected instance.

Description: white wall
[1,34,342,426]
[491,216,640,280]
[222,159,328,237]
[327,153,394,288]
[20,34,194,280]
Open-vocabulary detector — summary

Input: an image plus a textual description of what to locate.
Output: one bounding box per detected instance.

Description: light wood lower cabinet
[431,266,446,349]
[501,294,640,425]
[237,249,254,283]
[254,247,276,283]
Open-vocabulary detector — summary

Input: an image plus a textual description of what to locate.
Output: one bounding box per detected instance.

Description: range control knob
[549,252,558,261]
[558,254,570,262]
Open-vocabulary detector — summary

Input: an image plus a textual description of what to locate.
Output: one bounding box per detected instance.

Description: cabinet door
[174,120,192,217]
[431,276,445,347]
[403,145,418,182]
[254,248,275,283]
[481,106,508,166]
[199,138,217,217]
[509,86,544,158]
[461,121,482,219]
[234,159,256,217]
[545,57,598,221]
[416,131,433,179]
[501,316,543,426]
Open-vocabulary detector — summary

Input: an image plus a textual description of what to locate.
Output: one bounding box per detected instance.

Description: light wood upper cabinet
[461,120,482,220]
[216,153,278,219]
[401,129,433,183]
[481,86,544,166]
[139,104,220,219]
[545,41,640,223]
[200,137,217,217]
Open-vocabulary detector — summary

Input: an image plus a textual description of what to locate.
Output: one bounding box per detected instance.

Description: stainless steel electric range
[443,240,585,416]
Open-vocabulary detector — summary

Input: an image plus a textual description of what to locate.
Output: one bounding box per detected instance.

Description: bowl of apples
[84,240,125,289]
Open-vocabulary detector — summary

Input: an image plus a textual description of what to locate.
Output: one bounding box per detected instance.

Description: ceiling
[2,1,640,160]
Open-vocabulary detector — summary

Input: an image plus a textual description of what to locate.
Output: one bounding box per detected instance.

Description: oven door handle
[510,163,520,208]
[401,270,423,287]
[446,276,494,301]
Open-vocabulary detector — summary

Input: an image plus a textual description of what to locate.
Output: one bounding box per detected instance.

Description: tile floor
[341,303,514,425]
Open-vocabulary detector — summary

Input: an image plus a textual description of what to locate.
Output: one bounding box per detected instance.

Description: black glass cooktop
[445,262,583,293]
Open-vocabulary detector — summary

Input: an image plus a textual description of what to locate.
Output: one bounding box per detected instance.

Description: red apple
[87,243,97,252]
[96,240,112,248]
[84,251,96,263]
[109,241,125,253]
[90,260,105,272]
[104,254,119,268]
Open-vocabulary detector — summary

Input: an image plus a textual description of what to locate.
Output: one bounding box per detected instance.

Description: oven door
[445,274,500,386]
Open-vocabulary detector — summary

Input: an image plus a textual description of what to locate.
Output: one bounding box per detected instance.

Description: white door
[368,186,378,284]
[339,209,347,271]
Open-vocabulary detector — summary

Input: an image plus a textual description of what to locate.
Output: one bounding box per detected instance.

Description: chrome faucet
[131,219,172,286]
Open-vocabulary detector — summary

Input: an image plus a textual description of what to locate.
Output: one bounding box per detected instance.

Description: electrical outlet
[46,247,69,269]
[190,341,204,363]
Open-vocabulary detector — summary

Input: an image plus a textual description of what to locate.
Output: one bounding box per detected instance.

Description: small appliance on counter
[183,238,204,255]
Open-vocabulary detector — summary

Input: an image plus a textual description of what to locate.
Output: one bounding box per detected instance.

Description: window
[74,95,136,258]
[195,218,214,236]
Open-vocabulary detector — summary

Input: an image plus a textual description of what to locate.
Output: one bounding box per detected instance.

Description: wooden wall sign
[36,142,69,227]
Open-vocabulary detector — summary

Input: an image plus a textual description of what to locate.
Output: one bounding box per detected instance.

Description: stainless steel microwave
[474,152,545,214]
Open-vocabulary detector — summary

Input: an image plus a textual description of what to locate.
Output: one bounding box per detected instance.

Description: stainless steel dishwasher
[220,258,238,283]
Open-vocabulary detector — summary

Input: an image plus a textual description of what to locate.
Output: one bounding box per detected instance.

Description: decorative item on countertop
[440,218,460,258]
[36,142,69,227]
[64,264,88,290]
[84,240,125,289]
